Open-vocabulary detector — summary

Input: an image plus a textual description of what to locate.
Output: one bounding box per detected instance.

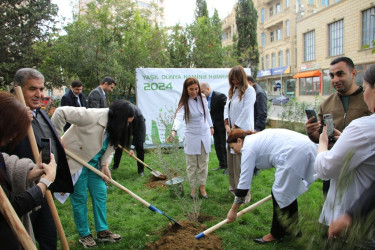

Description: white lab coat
[237,129,318,208]
[315,114,375,225]
[172,96,213,155]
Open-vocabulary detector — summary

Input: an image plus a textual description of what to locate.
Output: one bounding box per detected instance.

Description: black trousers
[113,142,145,173]
[30,197,57,250]
[270,191,299,239]
[213,129,227,168]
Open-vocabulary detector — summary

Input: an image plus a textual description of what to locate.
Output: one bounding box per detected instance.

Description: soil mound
[145,176,168,189]
[147,220,222,250]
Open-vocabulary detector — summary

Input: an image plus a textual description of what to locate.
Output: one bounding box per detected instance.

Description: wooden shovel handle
[0,186,36,250]
[14,86,69,250]
[118,145,154,171]
[196,195,272,238]
[65,149,151,208]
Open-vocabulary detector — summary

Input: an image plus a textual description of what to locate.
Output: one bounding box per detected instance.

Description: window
[362,7,375,48]
[261,33,266,46]
[262,57,265,70]
[261,8,265,23]
[329,19,344,56]
[286,0,289,8]
[266,55,270,69]
[276,3,281,13]
[304,30,315,61]
[309,0,314,4]
[286,49,290,65]
[272,53,276,68]
[278,51,283,67]
[321,0,329,6]
[270,6,274,17]
[270,31,274,42]
[277,29,281,40]
[222,33,225,41]
[299,77,320,96]
[286,20,290,37]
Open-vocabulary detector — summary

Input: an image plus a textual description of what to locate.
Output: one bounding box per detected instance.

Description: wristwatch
[39,178,52,188]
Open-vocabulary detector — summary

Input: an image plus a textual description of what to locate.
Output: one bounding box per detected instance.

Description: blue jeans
[70,166,108,237]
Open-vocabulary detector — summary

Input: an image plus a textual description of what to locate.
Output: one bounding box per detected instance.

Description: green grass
[55,146,326,249]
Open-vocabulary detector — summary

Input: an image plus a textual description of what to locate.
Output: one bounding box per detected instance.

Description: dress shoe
[139,172,144,177]
[201,194,208,199]
[213,166,225,171]
[254,237,282,244]
[223,168,228,175]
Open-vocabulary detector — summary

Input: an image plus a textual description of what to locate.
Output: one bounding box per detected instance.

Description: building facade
[222,0,375,103]
[296,0,375,103]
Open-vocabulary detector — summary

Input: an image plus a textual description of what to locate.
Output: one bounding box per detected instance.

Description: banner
[136,68,251,146]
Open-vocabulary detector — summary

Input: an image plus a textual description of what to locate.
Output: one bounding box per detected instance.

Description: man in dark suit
[61,80,87,131]
[200,82,227,174]
[112,104,146,176]
[87,76,116,108]
[247,75,267,131]
[247,75,267,176]
[7,68,73,250]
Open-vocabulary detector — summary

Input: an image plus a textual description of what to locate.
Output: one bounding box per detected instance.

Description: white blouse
[315,114,375,225]
[237,129,318,208]
[172,96,213,155]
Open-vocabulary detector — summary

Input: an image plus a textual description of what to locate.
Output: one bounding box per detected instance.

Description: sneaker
[79,234,97,248]
[97,230,121,243]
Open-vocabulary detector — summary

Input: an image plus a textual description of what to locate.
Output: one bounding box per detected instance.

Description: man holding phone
[6,68,73,249]
[305,57,371,195]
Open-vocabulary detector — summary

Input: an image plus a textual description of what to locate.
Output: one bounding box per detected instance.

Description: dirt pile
[147,220,222,250]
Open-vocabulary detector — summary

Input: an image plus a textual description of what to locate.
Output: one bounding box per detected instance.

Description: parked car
[269,95,289,105]
[40,96,51,109]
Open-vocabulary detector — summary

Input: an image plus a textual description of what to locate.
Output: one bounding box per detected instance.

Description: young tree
[236,0,259,77]
[0,0,58,84]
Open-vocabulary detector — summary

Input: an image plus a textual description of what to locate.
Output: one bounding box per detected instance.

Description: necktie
[75,96,81,107]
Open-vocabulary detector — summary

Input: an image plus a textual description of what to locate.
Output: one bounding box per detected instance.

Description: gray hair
[14,68,45,87]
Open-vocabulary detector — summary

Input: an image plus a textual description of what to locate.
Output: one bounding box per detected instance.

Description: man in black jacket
[112,103,146,176]
[200,82,228,174]
[247,75,267,132]
[61,80,87,131]
[7,68,73,250]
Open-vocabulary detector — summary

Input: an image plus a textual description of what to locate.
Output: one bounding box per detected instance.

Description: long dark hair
[228,65,248,101]
[176,77,206,123]
[226,128,256,144]
[107,100,135,147]
[0,92,31,149]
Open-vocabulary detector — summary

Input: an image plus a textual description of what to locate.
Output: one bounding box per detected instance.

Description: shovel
[195,195,272,239]
[65,149,181,227]
[118,145,166,180]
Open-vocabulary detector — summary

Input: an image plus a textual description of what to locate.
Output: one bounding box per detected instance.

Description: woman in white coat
[167,77,213,199]
[226,128,317,244]
[224,65,256,203]
[52,100,134,248]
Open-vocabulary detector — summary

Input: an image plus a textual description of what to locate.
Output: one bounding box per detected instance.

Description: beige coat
[51,107,114,175]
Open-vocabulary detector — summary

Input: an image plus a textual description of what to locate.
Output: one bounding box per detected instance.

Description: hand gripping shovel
[195,195,272,239]
[118,145,166,180]
[65,149,181,227]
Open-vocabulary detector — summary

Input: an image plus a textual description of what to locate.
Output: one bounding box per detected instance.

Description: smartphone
[41,138,51,164]
[305,109,318,123]
[323,114,334,138]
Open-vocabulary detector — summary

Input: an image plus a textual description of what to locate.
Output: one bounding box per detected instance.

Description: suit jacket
[253,83,267,131]
[61,89,87,131]
[52,107,114,175]
[210,91,227,132]
[5,109,74,193]
[87,86,106,108]
[130,104,146,146]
